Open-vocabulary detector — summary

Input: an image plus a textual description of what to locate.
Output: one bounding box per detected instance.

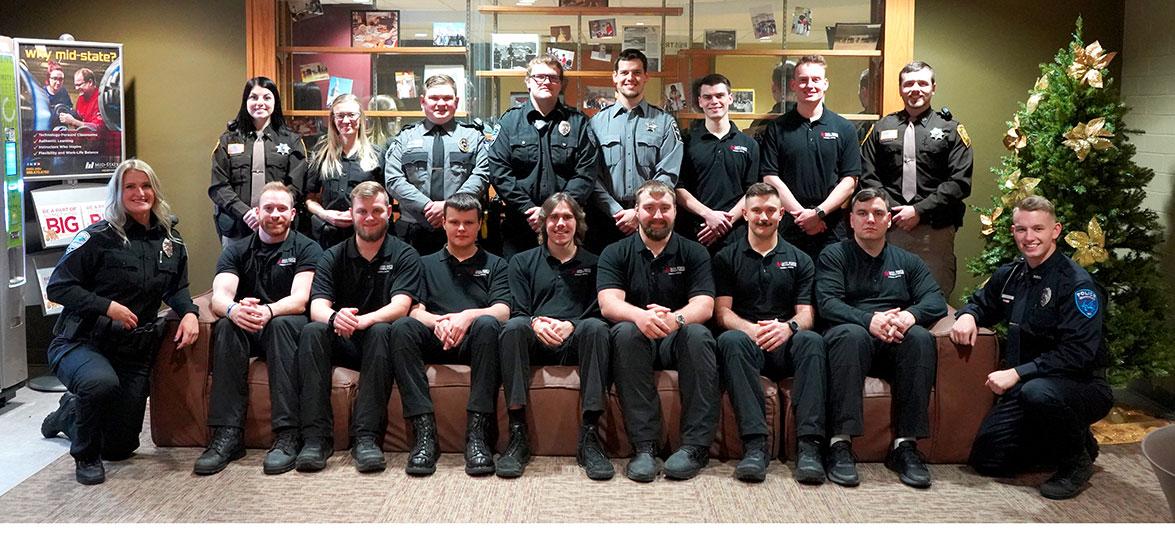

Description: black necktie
[430,128,446,200]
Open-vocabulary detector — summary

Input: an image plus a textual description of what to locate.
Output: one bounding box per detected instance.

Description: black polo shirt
[420,247,511,315]
[759,108,861,207]
[597,233,714,310]
[714,236,813,322]
[216,231,322,304]
[508,245,600,320]
[814,240,946,329]
[310,235,423,314]
[680,122,760,213]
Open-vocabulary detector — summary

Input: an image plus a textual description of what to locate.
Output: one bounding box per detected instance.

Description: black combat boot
[406,414,440,476]
[625,440,660,483]
[352,435,386,473]
[464,412,496,476]
[75,457,105,485]
[41,392,77,439]
[734,436,769,483]
[1040,449,1094,500]
[792,435,826,485]
[295,436,333,472]
[495,419,531,478]
[193,427,245,475]
[263,429,300,475]
[664,444,709,480]
[576,423,614,480]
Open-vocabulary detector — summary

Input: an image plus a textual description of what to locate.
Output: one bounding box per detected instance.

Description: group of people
[37,50,1111,502]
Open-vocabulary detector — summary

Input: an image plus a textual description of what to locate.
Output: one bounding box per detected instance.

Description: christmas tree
[967,19,1173,385]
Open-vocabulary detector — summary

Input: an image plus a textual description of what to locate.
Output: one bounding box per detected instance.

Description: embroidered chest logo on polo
[883,269,905,279]
[729,145,748,154]
[572,267,593,277]
[776,261,797,270]
[473,268,491,277]
[377,262,394,273]
[820,131,839,140]
[663,265,686,276]
[277,257,296,267]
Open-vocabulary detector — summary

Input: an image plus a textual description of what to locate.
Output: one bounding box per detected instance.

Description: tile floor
[0,386,71,495]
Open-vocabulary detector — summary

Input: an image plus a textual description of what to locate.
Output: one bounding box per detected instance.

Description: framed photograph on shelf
[622,26,660,71]
[664,82,685,112]
[395,72,417,99]
[704,30,737,50]
[588,43,616,63]
[547,47,575,70]
[751,8,778,40]
[351,10,399,48]
[433,22,466,46]
[299,62,329,83]
[550,25,573,42]
[509,92,530,106]
[560,0,608,6]
[731,88,755,113]
[588,18,616,39]
[492,33,540,70]
[582,86,616,110]
[828,23,882,50]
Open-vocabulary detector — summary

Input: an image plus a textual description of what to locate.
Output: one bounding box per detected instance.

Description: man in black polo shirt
[676,73,760,251]
[497,192,612,480]
[713,182,827,484]
[488,55,600,257]
[194,183,322,476]
[295,181,431,475]
[598,180,719,482]
[760,54,861,261]
[391,192,511,476]
[815,188,946,488]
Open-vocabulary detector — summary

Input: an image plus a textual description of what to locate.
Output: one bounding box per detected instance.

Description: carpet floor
[0,440,1169,522]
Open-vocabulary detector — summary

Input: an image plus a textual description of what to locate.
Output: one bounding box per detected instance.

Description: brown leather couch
[150,295,996,462]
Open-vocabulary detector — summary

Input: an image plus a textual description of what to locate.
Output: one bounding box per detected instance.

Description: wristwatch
[814,207,827,219]
[674,313,686,328]
[787,319,801,333]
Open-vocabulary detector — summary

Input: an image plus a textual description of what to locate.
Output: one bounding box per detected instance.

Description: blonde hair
[365,94,401,147]
[104,159,180,244]
[311,94,380,180]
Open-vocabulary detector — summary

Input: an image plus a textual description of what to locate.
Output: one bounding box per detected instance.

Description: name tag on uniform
[664,266,686,276]
[377,262,394,273]
[820,131,839,140]
[408,139,424,149]
[227,143,245,155]
[729,145,748,154]
[473,268,490,277]
[884,269,905,279]
[776,261,797,270]
[879,129,899,142]
[277,257,296,267]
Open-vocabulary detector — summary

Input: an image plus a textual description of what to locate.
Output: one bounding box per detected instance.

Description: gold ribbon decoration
[1027,74,1049,113]
[1065,217,1109,267]
[1003,114,1027,151]
[1062,117,1115,161]
[1067,41,1116,88]
[999,170,1041,207]
[979,207,1004,236]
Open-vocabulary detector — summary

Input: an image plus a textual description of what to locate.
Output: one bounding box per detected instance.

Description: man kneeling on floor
[499,192,612,479]
[393,192,511,476]
[816,187,946,488]
[598,179,720,482]
[297,181,431,475]
[194,182,323,475]
[952,195,1112,500]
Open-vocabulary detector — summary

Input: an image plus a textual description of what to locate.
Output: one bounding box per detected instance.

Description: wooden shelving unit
[287,110,469,118]
[476,70,672,78]
[677,48,882,58]
[278,46,467,55]
[675,112,881,122]
[477,6,683,16]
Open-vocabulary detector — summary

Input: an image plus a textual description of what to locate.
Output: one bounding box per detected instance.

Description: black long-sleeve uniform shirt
[815,240,946,329]
[957,252,1107,381]
[209,125,307,239]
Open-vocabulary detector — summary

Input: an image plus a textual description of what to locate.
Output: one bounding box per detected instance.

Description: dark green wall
[914,0,1126,301]
[1,0,246,293]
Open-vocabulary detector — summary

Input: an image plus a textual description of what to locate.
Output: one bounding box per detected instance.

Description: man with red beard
[194,183,322,476]
[294,182,430,475]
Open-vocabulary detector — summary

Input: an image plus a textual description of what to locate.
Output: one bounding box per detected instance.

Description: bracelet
[265,304,274,318]
[226,303,236,319]
[328,310,338,328]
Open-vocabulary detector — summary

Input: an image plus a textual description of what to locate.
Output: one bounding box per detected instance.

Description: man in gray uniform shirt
[386,74,490,254]
[587,48,683,252]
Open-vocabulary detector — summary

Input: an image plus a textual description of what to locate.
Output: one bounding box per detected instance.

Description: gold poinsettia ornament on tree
[999,170,1041,206]
[1004,114,1027,151]
[979,207,1004,237]
[1068,41,1116,88]
[1065,217,1109,267]
[1027,74,1049,113]
[1062,117,1115,161]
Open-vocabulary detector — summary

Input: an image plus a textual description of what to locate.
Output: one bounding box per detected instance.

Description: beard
[355,220,388,242]
[641,221,672,241]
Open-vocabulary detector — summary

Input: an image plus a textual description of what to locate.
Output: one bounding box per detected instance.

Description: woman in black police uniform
[209,76,307,245]
[40,159,200,485]
[304,93,385,249]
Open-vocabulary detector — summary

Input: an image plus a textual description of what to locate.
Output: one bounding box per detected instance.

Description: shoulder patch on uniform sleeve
[1074,288,1099,318]
[957,124,971,148]
[64,230,91,256]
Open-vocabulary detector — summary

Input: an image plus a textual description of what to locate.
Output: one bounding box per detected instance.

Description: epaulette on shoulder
[938,107,953,121]
[460,118,486,131]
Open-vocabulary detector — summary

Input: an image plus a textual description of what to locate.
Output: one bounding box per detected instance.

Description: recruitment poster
[15,38,124,181]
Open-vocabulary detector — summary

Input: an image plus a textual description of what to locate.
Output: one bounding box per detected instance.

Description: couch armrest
[150,291,216,447]
[927,308,999,462]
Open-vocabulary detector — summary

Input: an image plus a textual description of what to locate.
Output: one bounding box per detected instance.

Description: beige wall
[1,0,246,294]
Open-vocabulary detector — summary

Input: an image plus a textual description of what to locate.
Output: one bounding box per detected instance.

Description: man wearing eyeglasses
[59,67,102,131]
[488,55,600,257]
[387,74,490,255]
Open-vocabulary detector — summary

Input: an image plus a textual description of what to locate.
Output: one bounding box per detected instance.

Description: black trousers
[611,322,719,448]
[394,221,447,257]
[206,315,307,433]
[390,315,502,414]
[824,323,936,439]
[969,376,1113,476]
[50,338,151,462]
[498,316,610,413]
[716,328,827,440]
[297,321,432,442]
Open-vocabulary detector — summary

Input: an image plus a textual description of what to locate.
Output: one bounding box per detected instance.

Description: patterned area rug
[0,441,1169,522]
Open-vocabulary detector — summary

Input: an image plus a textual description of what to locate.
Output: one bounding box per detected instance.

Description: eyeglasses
[527,74,561,84]
[48,76,64,81]
[333,112,361,121]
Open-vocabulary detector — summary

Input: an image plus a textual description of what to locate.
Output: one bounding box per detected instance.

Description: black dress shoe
[41,392,77,439]
[734,438,769,483]
[75,458,105,485]
[295,436,333,472]
[352,435,386,473]
[825,440,860,487]
[193,427,245,476]
[1040,449,1094,500]
[886,440,931,489]
[625,441,659,482]
[464,412,495,476]
[406,414,439,476]
[793,437,826,485]
[495,420,531,478]
[576,424,615,481]
[263,429,301,475]
[664,444,709,480]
